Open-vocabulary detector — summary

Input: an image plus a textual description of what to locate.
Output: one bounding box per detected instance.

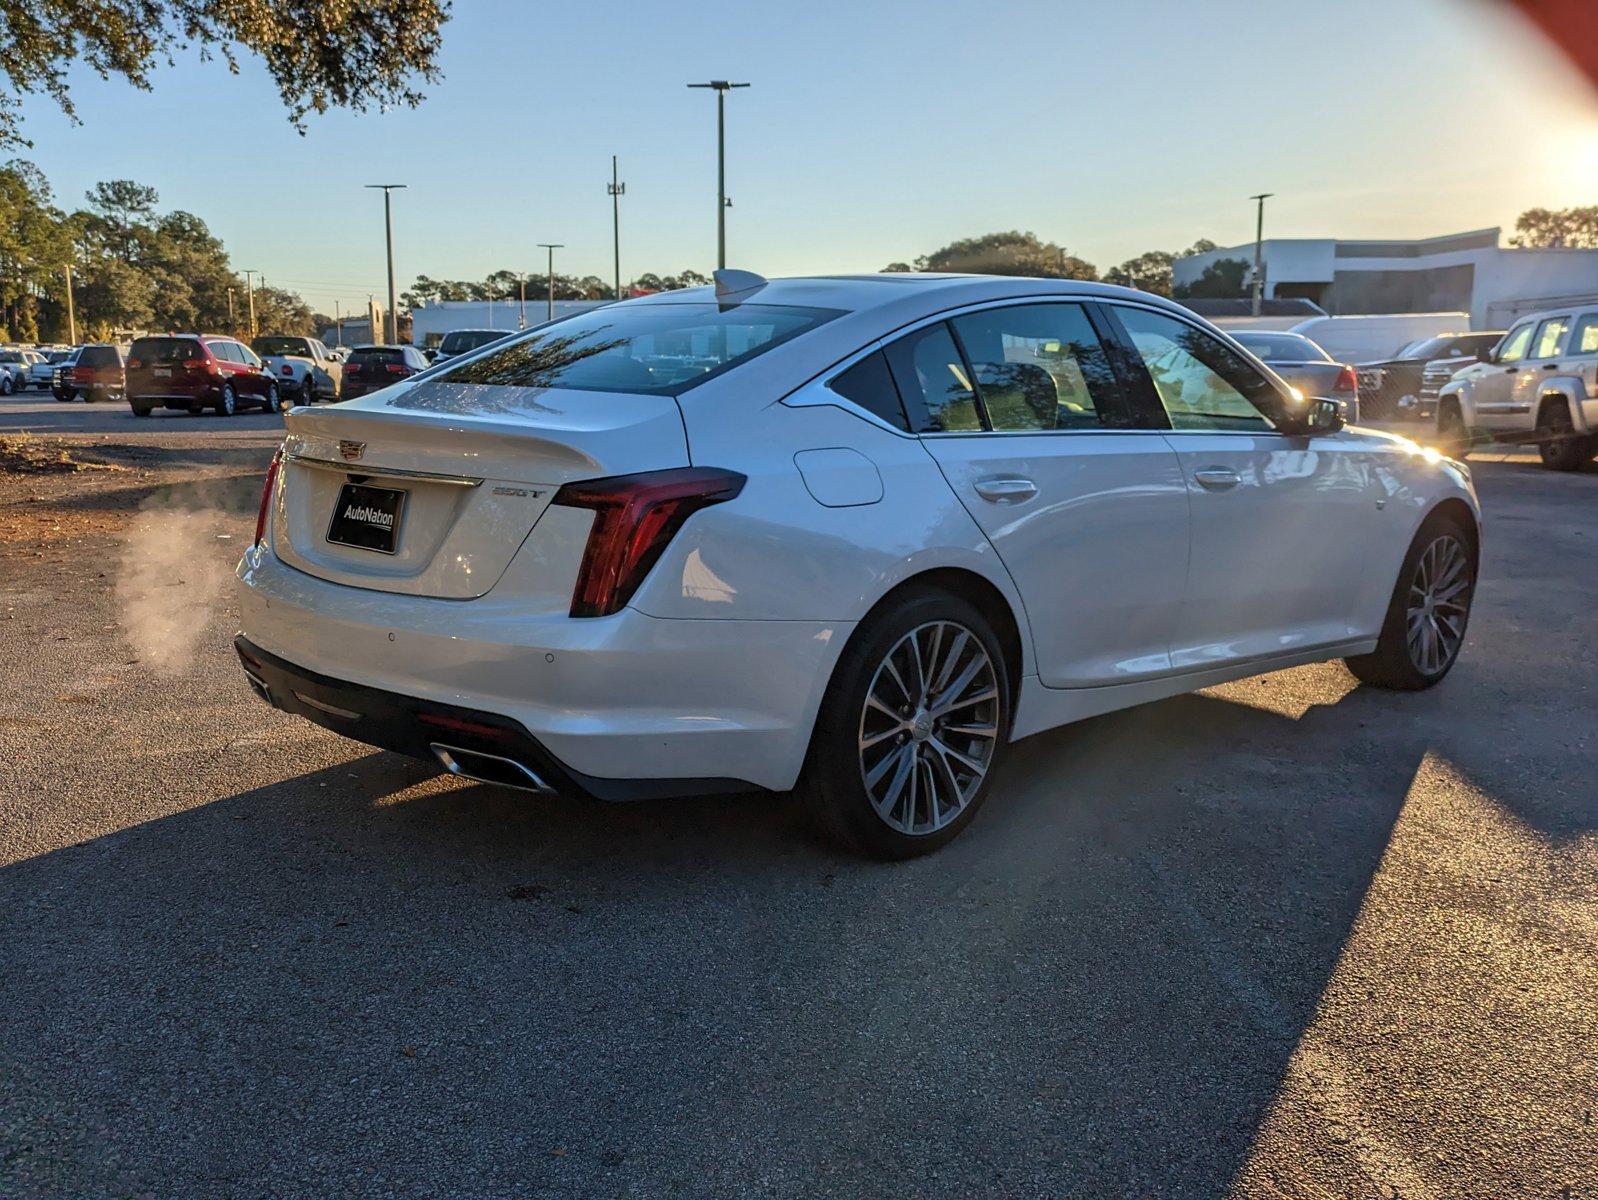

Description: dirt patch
[0,434,129,476]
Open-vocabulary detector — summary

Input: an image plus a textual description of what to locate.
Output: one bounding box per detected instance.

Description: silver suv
[1436,306,1598,470]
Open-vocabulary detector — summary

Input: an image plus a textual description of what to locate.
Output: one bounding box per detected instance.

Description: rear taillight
[553,467,746,617]
[182,357,204,370]
[385,363,408,375]
[346,363,362,373]
[280,365,293,375]
[1334,365,1358,393]
[126,358,141,369]
[255,448,283,547]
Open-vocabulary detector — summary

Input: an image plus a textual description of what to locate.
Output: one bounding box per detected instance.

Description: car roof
[627,272,1171,315]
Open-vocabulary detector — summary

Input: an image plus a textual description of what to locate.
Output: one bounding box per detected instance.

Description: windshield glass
[1232,332,1330,362]
[253,337,310,357]
[432,302,841,396]
[438,330,510,355]
[1399,337,1450,359]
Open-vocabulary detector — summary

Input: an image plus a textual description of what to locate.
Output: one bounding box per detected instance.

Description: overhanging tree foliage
[1510,206,1598,249]
[0,0,451,149]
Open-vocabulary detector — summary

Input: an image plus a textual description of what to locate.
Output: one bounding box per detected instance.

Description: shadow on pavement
[0,678,1438,1197]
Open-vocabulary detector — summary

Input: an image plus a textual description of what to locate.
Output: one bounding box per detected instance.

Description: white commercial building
[408,299,611,348]
[1173,228,1598,329]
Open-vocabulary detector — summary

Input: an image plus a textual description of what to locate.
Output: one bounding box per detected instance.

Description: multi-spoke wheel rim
[1406,535,1471,675]
[858,620,1000,836]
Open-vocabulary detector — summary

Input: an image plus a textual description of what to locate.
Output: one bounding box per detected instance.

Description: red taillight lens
[385,363,407,374]
[346,363,361,373]
[255,447,283,547]
[126,358,141,369]
[1334,365,1358,392]
[182,357,204,369]
[553,467,746,617]
[280,364,293,375]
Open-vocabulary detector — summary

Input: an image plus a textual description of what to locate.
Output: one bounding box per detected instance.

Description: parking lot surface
[1,396,1594,1198]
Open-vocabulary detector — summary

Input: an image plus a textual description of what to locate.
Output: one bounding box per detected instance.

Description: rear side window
[433,302,839,397]
[949,303,1127,431]
[1568,314,1598,357]
[884,324,981,433]
[131,338,202,363]
[828,351,909,431]
[208,341,240,363]
[1112,306,1282,433]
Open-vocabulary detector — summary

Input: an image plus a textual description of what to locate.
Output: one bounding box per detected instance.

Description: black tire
[1345,511,1477,691]
[301,378,317,405]
[1536,400,1589,471]
[217,384,236,417]
[130,405,152,417]
[263,383,281,413]
[1436,401,1470,459]
[0,374,12,395]
[54,389,75,403]
[804,587,1012,859]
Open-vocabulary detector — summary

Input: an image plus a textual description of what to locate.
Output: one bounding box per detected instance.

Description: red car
[125,335,283,417]
[54,344,125,403]
[341,344,431,400]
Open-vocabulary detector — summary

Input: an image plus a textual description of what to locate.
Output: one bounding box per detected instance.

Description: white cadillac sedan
[236,272,1480,858]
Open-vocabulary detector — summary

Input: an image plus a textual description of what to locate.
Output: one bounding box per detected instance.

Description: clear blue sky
[15,0,1596,314]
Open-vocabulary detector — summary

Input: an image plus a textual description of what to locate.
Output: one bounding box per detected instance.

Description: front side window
[431,303,838,400]
[883,323,981,433]
[1531,316,1570,360]
[1112,307,1279,432]
[828,351,909,431]
[949,303,1126,431]
[1567,314,1598,357]
[1497,323,1534,363]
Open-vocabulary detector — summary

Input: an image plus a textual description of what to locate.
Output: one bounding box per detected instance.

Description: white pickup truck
[251,336,343,405]
[1437,305,1598,471]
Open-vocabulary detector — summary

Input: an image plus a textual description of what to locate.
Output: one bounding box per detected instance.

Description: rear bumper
[233,546,851,793]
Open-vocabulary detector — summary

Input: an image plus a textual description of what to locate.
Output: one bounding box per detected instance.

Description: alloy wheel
[1406,535,1471,675]
[858,620,1000,836]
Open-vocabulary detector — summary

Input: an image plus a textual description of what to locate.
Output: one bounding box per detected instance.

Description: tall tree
[1510,206,1598,249]
[0,159,69,339]
[0,0,450,149]
[1105,250,1176,296]
[896,231,1098,279]
[1172,258,1248,299]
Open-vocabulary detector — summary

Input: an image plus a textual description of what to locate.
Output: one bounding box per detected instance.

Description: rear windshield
[253,337,310,357]
[77,345,121,366]
[432,302,841,395]
[1232,332,1330,362]
[349,348,406,367]
[438,330,509,355]
[130,337,202,363]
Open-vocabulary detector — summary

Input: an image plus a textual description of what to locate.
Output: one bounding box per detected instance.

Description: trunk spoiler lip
[281,448,483,488]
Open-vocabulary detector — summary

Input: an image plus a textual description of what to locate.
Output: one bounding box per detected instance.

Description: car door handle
[973,477,1037,503]
[1193,467,1241,491]
[1542,362,1559,371]
[1504,366,1519,374]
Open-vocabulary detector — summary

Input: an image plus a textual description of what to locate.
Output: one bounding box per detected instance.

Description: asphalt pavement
[1,400,1594,1198]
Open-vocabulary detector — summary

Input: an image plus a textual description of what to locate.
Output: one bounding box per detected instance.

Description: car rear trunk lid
[271,380,687,598]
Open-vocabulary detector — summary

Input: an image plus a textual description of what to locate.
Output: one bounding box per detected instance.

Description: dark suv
[54,344,125,403]
[341,344,431,400]
[126,335,281,417]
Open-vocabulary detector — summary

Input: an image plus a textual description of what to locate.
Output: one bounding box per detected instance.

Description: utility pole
[365,184,407,343]
[242,270,257,337]
[687,81,749,269]
[226,287,235,331]
[334,300,343,347]
[516,272,527,328]
[608,155,625,300]
[538,243,563,322]
[1249,192,1273,318]
[63,261,76,344]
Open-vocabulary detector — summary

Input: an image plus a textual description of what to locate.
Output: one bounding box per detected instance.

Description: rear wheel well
[1536,393,1574,429]
[858,568,1026,708]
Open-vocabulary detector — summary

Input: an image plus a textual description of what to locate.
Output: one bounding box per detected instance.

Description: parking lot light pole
[63,261,76,344]
[1250,192,1273,318]
[241,270,257,338]
[538,244,563,322]
[608,156,625,300]
[687,81,749,269]
[365,184,407,343]
[516,272,527,328]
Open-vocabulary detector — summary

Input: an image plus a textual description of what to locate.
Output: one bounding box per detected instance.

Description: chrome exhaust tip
[430,744,554,794]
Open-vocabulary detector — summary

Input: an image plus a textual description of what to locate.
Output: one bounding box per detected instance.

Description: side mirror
[1478,346,1496,364]
[1295,396,1346,435]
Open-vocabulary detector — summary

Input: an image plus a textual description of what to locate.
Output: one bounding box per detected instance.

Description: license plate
[153,367,171,378]
[326,482,406,554]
